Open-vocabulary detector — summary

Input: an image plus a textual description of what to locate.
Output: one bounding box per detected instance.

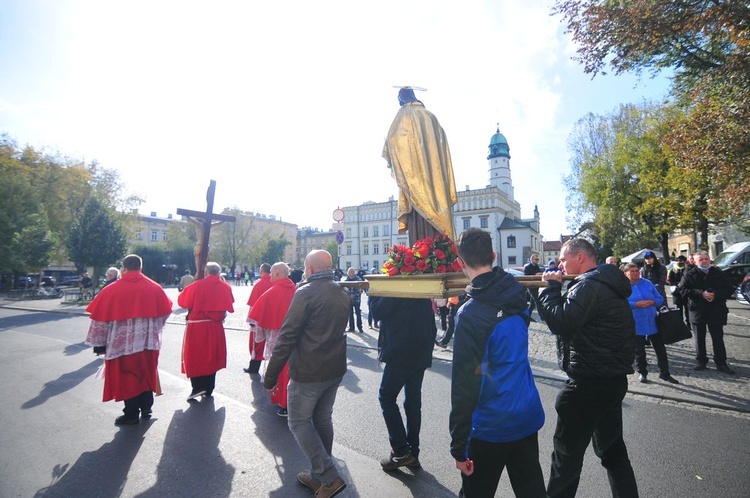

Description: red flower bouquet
[382,234,461,276]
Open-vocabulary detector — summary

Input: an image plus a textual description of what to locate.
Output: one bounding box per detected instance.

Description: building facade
[340,127,543,271]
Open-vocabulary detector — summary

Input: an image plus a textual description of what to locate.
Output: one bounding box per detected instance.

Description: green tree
[261,238,290,264]
[67,198,128,278]
[553,0,750,222]
[565,103,688,259]
[324,240,340,269]
[12,213,55,277]
[131,245,167,283]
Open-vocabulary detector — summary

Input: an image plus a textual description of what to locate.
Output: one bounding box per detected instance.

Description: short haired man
[103,267,120,288]
[85,254,173,425]
[678,251,736,374]
[523,254,543,317]
[450,228,546,497]
[179,270,194,292]
[244,263,272,374]
[539,239,639,498]
[344,267,364,333]
[668,255,690,327]
[263,250,350,497]
[370,293,436,471]
[178,262,235,400]
[605,256,619,266]
[249,262,297,416]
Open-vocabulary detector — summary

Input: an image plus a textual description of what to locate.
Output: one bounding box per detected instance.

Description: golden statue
[382,87,458,244]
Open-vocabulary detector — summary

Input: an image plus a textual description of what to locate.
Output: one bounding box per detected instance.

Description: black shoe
[717,364,736,374]
[358,328,364,333]
[638,373,648,383]
[115,415,139,425]
[244,360,261,374]
[435,340,447,349]
[693,363,707,371]
[141,410,152,420]
[346,328,355,332]
[187,390,206,401]
[659,373,680,384]
[380,450,417,471]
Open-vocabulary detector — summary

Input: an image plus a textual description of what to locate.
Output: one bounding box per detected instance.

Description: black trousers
[349,300,362,331]
[123,391,154,419]
[547,376,639,498]
[459,433,546,498]
[190,374,216,396]
[693,322,728,366]
[634,334,670,375]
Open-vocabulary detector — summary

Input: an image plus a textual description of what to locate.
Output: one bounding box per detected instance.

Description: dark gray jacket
[263,274,350,387]
[539,264,636,379]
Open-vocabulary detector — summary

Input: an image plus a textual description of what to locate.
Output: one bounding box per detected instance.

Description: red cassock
[177,275,235,378]
[247,274,272,361]
[86,270,173,402]
[249,277,296,408]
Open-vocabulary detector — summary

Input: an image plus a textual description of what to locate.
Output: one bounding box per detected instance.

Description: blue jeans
[287,377,343,485]
[379,364,426,457]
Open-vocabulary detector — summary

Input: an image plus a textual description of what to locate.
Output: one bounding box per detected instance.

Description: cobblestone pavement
[3,282,749,417]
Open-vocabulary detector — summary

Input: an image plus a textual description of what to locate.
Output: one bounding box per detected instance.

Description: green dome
[487,125,510,159]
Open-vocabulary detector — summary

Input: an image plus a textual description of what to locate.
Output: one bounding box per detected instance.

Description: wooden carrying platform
[339,272,577,299]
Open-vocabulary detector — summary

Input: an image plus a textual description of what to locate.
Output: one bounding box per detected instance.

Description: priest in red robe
[248,262,297,416]
[178,261,235,400]
[85,254,173,425]
[244,263,272,373]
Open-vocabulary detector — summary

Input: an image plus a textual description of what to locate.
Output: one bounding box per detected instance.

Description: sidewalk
[3,286,748,416]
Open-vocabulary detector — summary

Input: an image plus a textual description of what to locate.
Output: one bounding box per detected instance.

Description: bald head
[305,250,333,278]
[270,262,290,282]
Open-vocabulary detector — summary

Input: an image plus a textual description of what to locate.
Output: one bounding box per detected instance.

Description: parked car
[15,276,33,289]
[721,264,750,294]
[714,241,750,267]
[736,270,750,306]
[59,276,80,287]
[41,276,56,287]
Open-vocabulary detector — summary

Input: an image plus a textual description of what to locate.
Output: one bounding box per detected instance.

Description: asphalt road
[1,306,749,497]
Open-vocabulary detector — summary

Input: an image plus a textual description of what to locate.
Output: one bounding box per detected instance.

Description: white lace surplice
[85,315,168,360]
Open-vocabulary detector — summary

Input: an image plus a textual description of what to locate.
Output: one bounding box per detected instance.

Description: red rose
[416,260,429,271]
[402,265,417,274]
[435,249,446,260]
[436,265,447,273]
[452,245,458,255]
[404,255,416,266]
[387,267,399,276]
[452,260,462,272]
[422,237,434,246]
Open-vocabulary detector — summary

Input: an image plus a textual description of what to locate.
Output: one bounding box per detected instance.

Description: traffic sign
[333,208,345,222]
[336,230,345,244]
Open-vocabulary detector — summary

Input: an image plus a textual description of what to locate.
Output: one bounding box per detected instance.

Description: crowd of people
[82,231,738,498]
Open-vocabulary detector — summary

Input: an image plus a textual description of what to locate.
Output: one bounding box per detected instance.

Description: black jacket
[678,266,730,325]
[538,263,636,379]
[370,297,436,369]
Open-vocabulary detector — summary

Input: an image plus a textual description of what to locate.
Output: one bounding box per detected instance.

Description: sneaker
[380,450,417,471]
[638,373,648,383]
[187,390,206,401]
[297,471,321,492]
[693,363,707,371]
[717,364,736,374]
[314,477,346,498]
[406,456,421,469]
[276,407,288,417]
[659,373,680,384]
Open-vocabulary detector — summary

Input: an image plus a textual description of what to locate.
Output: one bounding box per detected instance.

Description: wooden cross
[176,180,236,279]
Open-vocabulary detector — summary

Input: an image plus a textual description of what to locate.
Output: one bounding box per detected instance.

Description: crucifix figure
[176,180,236,279]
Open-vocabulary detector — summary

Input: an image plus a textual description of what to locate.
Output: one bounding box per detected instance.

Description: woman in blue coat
[624,263,679,384]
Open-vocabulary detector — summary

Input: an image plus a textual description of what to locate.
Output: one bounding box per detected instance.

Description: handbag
[656,307,692,344]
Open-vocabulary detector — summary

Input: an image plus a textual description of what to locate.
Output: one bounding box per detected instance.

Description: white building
[340,127,543,271]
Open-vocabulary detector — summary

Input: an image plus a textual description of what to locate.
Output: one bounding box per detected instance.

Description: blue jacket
[628,277,663,336]
[449,268,544,461]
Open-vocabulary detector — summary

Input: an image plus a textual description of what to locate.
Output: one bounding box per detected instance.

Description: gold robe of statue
[382,101,457,242]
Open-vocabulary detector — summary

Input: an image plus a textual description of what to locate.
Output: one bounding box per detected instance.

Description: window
[363,227,369,238]
[346,228,351,238]
[480,217,488,229]
[373,226,379,237]
[346,261,352,269]
[346,245,351,255]
[373,260,379,270]
[384,243,389,253]
[363,244,369,255]
[373,244,379,254]
[162,231,168,241]
[136,230,142,241]
[151,230,158,241]
[507,235,516,248]
[463,219,471,229]
[383,225,389,236]
[508,256,517,265]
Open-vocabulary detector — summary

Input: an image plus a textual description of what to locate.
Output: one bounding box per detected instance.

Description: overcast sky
[0,0,671,241]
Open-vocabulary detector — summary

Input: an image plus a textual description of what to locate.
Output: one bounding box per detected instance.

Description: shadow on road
[34,422,153,497]
[22,358,102,409]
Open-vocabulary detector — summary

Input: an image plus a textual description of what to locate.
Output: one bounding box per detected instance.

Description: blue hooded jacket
[449,267,544,460]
